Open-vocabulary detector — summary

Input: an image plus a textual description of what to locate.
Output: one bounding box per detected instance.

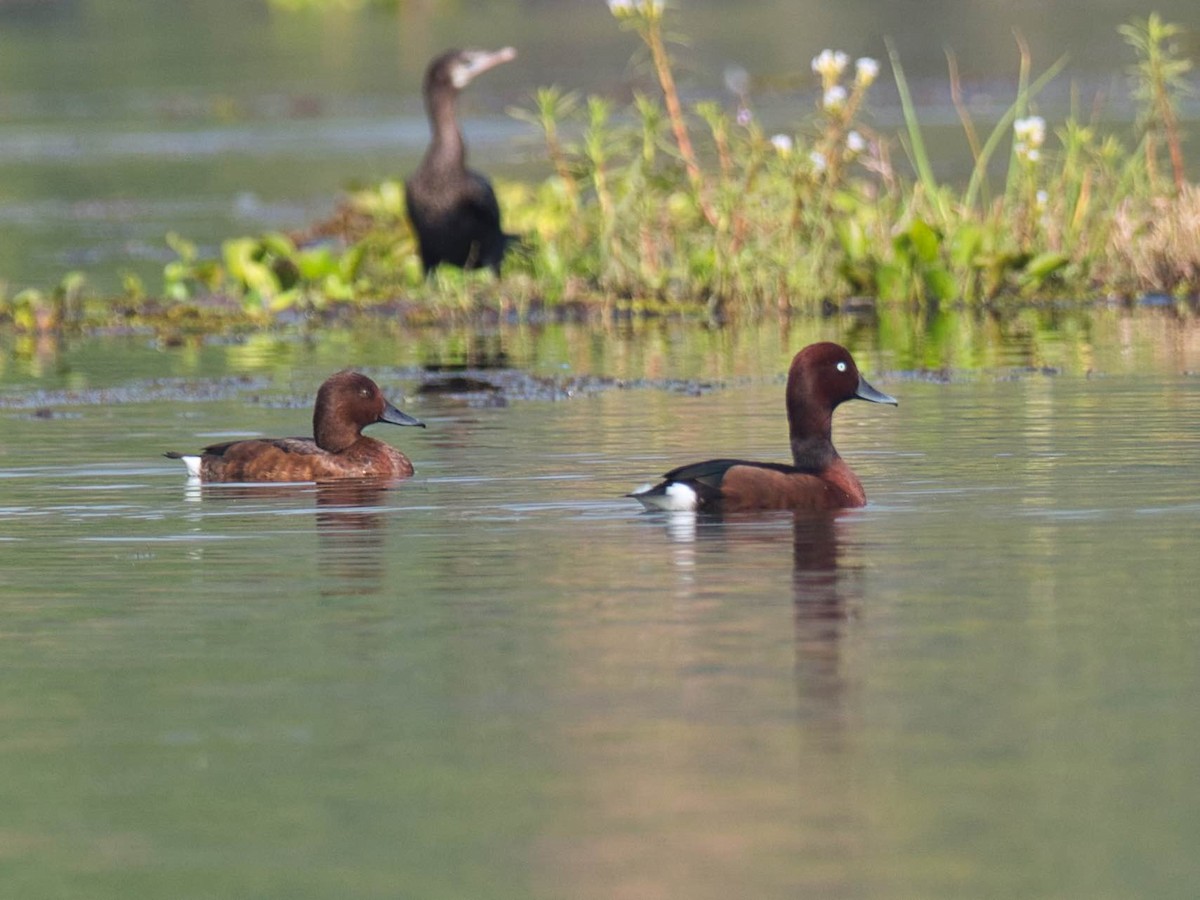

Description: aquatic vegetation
[135,8,1199,325]
[1120,13,1191,193]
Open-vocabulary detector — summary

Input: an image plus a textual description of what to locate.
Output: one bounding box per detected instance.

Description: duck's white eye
[836,361,847,373]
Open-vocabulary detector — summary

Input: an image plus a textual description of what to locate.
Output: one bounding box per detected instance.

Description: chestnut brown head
[313,371,424,453]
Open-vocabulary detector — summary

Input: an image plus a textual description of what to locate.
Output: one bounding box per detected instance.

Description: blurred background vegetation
[0,0,1197,323]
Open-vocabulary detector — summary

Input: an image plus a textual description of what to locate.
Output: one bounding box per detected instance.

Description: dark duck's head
[424,47,517,101]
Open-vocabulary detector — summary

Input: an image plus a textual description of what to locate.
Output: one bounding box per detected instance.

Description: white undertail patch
[631,482,699,512]
[177,455,202,480]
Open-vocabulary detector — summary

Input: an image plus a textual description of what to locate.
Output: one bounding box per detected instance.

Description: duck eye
[836,361,847,373]
[359,388,371,398]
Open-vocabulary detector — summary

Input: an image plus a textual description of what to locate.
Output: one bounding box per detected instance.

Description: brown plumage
[630,342,898,512]
[166,371,425,483]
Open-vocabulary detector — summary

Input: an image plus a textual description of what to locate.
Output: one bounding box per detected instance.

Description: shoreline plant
[2,6,1196,332]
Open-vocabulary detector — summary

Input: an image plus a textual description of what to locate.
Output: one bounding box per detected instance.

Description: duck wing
[631,458,798,509]
[198,436,320,458]
[463,170,502,229]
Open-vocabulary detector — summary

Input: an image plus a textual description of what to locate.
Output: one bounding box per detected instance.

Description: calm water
[2,0,1199,290]
[1,312,1198,897]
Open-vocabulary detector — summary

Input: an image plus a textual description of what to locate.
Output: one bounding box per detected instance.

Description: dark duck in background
[406,47,518,275]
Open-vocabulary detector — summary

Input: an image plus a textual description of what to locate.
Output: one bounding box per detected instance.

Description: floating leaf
[906,219,942,264]
[1019,252,1071,289]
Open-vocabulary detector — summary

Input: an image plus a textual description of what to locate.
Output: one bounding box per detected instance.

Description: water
[1,312,1198,897]
[2,0,1198,291]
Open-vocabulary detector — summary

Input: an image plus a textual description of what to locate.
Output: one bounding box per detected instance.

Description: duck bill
[854,375,898,406]
[380,401,426,428]
[462,47,517,83]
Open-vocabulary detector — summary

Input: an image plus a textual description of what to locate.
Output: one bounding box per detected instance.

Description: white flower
[1036,190,1049,208]
[607,0,660,16]
[809,150,827,173]
[823,85,848,111]
[1014,142,1041,164]
[770,133,794,155]
[1013,115,1046,149]
[846,130,867,154]
[855,57,880,87]
[811,49,850,81]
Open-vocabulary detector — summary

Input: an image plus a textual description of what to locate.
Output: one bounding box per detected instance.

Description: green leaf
[259,232,297,258]
[876,263,907,302]
[925,267,957,302]
[949,224,985,269]
[887,40,944,223]
[267,288,301,312]
[297,246,338,281]
[338,243,367,281]
[906,219,942,264]
[1019,252,1070,288]
[322,274,356,301]
[835,218,869,262]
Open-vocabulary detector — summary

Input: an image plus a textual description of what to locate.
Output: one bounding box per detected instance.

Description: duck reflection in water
[314,480,396,598]
[182,479,400,598]
[645,508,862,715]
[787,512,861,714]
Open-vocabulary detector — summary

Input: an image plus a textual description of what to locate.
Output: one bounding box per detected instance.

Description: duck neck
[790,432,838,471]
[787,377,838,471]
[425,87,465,172]
[313,414,361,454]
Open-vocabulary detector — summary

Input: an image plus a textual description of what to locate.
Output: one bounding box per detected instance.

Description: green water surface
[1,311,1198,897]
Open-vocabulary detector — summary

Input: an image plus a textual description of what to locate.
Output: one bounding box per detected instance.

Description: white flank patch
[632,481,698,512]
[177,455,202,479]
